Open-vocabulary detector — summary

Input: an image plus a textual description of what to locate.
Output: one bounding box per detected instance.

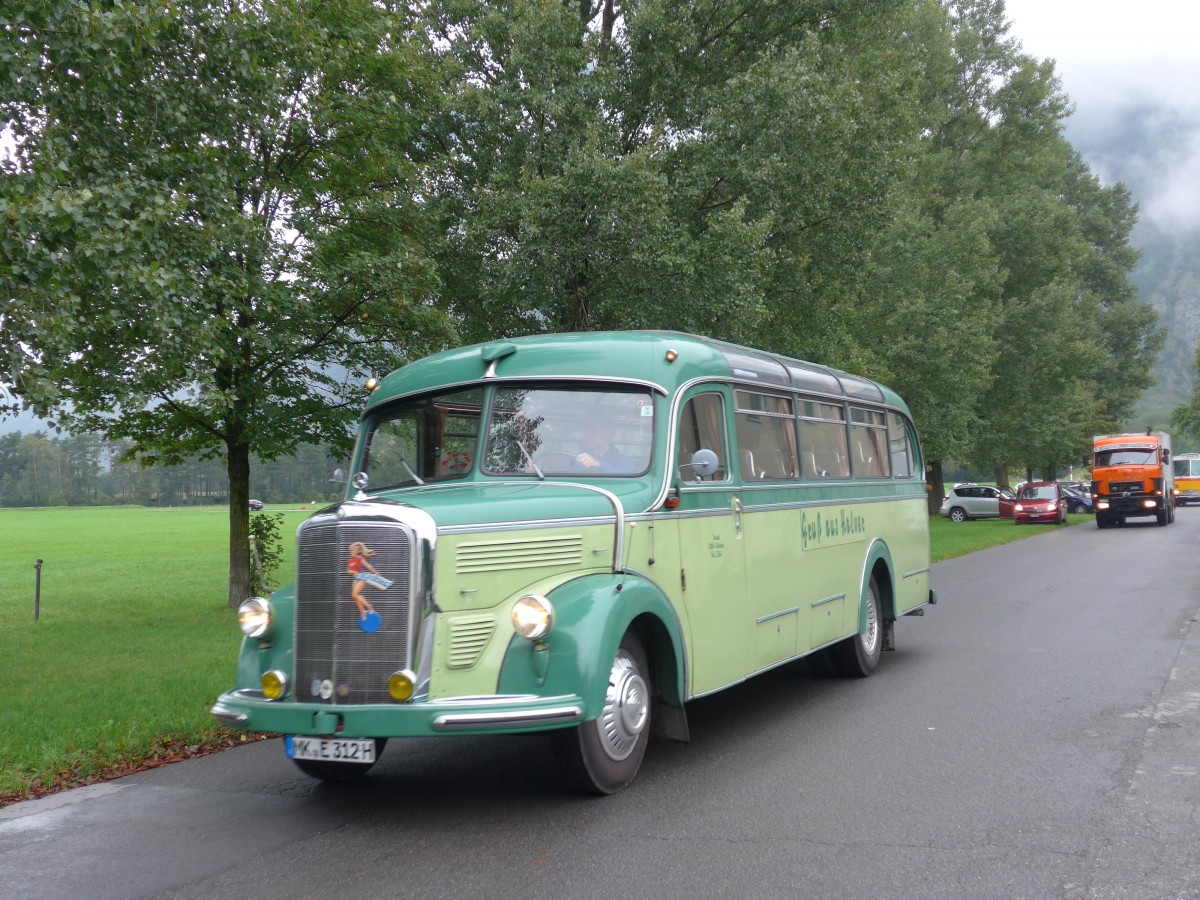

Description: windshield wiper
[517,441,544,479]
[400,457,425,486]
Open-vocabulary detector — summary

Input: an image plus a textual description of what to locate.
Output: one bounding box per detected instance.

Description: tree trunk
[993,463,1010,490]
[227,439,252,608]
[926,459,944,516]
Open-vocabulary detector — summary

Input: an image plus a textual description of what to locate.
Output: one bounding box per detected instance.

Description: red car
[1013,482,1067,525]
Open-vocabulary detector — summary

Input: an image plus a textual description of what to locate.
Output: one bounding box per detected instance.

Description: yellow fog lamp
[237,597,273,640]
[388,669,416,702]
[261,669,288,700]
[511,594,554,640]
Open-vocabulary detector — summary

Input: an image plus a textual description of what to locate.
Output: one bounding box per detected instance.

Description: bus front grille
[294,520,414,705]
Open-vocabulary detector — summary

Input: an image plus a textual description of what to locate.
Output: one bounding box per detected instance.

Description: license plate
[285,735,375,763]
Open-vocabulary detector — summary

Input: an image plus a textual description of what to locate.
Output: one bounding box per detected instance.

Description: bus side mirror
[677,448,720,482]
[1162,450,1170,464]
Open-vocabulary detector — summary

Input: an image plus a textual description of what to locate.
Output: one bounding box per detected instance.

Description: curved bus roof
[364,330,912,417]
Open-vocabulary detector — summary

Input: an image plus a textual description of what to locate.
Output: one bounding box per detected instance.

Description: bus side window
[799,398,849,479]
[734,390,798,479]
[888,412,915,478]
[677,393,728,482]
[849,407,889,478]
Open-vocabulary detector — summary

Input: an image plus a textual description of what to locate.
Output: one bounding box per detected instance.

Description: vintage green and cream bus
[212,331,935,793]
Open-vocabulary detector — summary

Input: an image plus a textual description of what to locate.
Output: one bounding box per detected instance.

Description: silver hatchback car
[939,483,1016,522]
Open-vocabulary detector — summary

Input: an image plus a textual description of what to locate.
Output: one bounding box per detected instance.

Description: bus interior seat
[740,449,758,479]
[758,447,793,479]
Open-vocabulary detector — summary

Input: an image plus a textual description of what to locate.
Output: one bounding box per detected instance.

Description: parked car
[1013,481,1067,525]
[939,483,1017,522]
[249,499,264,510]
[1062,486,1093,515]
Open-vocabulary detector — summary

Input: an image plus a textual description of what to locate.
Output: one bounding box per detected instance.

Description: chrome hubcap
[598,649,648,761]
[861,593,880,655]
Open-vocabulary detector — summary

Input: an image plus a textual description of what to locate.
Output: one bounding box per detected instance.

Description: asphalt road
[4,513,1200,899]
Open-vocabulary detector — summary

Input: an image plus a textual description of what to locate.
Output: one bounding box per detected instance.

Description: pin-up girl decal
[347,542,394,632]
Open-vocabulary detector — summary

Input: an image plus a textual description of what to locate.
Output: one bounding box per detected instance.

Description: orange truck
[1091,431,1175,528]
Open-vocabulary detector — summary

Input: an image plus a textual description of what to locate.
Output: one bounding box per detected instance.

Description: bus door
[673,388,749,695]
[733,389,808,671]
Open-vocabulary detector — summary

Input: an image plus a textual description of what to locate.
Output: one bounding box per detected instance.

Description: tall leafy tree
[422,0,916,353]
[1,0,454,604]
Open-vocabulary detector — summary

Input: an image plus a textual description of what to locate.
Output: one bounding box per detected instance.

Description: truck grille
[294,519,414,705]
[1107,481,1143,494]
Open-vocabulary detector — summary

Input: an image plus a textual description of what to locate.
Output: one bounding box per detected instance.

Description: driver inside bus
[575,418,635,474]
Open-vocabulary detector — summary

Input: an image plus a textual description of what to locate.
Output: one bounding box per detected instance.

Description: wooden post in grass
[34,559,43,621]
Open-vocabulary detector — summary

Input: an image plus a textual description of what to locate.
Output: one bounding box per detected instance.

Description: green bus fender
[860,538,896,636]
[497,572,688,728]
[233,584,295,694]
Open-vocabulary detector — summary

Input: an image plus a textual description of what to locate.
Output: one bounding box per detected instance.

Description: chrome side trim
[756,606,802,624]
[903,567,930,579]
[432,705,583,731]
[810,593,846,609]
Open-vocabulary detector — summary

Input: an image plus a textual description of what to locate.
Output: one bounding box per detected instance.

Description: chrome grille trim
[293,500,437,707]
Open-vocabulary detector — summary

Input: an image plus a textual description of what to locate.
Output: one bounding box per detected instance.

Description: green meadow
[0,504,1080,803]
[0,506,311,801]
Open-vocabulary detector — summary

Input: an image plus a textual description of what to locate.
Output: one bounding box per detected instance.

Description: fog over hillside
[1002,0,1200,436]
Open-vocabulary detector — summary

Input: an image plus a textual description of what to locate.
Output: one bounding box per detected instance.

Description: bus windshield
[362,388,484,489]
[483,385,654,476]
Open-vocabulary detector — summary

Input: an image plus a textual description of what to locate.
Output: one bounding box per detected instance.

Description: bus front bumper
[211,689,584,738]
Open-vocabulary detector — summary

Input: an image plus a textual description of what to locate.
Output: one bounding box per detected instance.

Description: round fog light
[261,669,288,700]
[388,670,416,702]
[238,597,273,639]
[512,594,554,640]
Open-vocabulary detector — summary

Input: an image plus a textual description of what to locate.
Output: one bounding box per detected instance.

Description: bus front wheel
[830,577,883,678]
[553,631,651,795]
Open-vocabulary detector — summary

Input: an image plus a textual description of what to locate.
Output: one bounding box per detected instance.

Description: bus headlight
[511,594,554,640]
[238,597,273,639]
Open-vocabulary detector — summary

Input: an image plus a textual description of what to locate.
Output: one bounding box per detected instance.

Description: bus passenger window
[734,391,798,480]
[849,407,889,478]
[888,412,915,478]
[677,393,728,482]
[799,399,849,479]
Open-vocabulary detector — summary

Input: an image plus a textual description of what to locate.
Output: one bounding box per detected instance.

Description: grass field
[0,504,1082,803]
[0,505,312,802]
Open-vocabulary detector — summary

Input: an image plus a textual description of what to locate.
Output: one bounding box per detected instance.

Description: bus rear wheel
[830,577,883,678]
[291,738,387,782]
[553,631,651,795]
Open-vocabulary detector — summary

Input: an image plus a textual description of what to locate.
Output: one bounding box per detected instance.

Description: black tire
[1157,507,1168,526]
[291,738,387,782]
[948,507,968,523]
[552,631,651,795]
[829,577,883,678]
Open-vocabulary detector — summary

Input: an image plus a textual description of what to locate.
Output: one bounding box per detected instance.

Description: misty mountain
[1064,99,1200,435]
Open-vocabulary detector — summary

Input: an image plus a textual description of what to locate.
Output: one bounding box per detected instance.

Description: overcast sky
[4,1,1199,435]
[1002,0,1200,231]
